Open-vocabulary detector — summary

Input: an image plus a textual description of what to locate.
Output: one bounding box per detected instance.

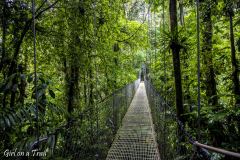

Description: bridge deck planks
[106,82,160,160]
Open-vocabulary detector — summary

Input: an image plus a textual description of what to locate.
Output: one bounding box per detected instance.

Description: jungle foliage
[0,0,240,160]
[0,0,146,159]
[147,0,240,159]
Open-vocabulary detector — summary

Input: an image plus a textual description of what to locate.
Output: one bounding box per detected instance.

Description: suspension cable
[93,1,99,159]
[148,4,151,69]
[154,11,156,64]
[162,0,166,158]
[32,0,39,150]
[196,0,201,140]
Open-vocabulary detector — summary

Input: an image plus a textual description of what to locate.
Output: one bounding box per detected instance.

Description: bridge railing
[9,79,140,159]
[60,79,140,159]
[145,79,212,159]
[98,79,140,135]
[145,79,240,160]
[145,79,177,160]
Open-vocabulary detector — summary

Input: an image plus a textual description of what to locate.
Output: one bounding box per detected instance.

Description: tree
[225,1,240,106]
[201,0,218,107]
[169,0,185,153]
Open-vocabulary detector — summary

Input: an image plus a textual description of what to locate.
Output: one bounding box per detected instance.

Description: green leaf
[8,113,15,126]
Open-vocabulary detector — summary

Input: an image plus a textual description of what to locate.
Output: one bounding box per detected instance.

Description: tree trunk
[169,0,185,154]
[1,1,7,108]
[67,65,79,118]
[64,57,79,153]
[201,2,218,107]
[1,0,7,70]
[228,8,240,153]
[229,11,240,106]
[201,1,223,147]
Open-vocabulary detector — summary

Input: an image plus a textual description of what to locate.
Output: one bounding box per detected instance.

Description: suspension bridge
[106,82,160,160]
[104,76,240,160]
[2,75,240,159]
[5,0,238,159]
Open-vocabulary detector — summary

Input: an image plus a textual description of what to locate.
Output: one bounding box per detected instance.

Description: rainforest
[0,0,240,160]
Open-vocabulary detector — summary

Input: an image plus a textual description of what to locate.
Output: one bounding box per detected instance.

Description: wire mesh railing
[1,79,140,159]
[54,79,140,159]
[145,79,240,160]
[145,79,176,160]
[145,79,210,160]
[106,82,160,160]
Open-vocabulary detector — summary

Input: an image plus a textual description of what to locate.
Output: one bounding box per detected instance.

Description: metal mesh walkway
[106,82,160,160]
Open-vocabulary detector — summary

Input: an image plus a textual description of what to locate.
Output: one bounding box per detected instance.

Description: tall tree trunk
[1,1,7,108]
[201,2,218,107]
[67,64,79,120]
[201,1,223,147]
[64,50,79,153]
[228,7,240,155]
[229,10,240,106]
[1,0,7,70]
[169,0,185,154]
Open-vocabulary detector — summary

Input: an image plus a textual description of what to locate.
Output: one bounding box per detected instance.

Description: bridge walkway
[106,82,160,160]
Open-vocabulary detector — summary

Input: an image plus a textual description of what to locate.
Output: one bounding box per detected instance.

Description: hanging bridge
[104,78,240,160]
[4,58,238,157]
[4,76,240,159]
[106,82,160,160]
[5,0,239,159]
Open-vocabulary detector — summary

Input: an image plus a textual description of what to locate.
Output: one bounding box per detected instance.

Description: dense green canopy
[0,0,240,159]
